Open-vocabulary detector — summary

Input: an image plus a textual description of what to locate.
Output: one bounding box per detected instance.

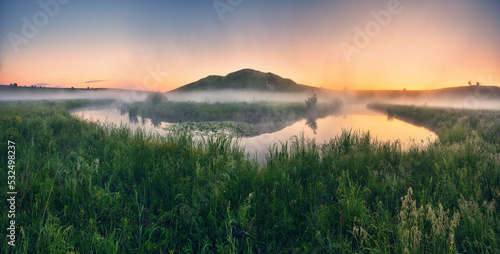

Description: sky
[0,0,499,91]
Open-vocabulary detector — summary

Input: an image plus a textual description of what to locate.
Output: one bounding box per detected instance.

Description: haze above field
[1,0,499,92]
[2,77,499,110]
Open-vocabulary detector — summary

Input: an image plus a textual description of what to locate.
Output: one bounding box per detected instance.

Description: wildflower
[449,240,456,251]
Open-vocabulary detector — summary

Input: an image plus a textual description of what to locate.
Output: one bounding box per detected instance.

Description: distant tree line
[8,83,49,88]
[7,83,95,89]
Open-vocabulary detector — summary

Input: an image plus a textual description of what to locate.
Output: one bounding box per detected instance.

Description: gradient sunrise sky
[0,0,499,91]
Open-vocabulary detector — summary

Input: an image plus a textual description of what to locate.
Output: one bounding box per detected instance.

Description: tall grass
[0,102,499,253]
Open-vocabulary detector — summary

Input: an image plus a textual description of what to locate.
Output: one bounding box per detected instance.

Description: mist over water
[166,90,319,103]
[0,88,150,103]
[336,86,500,111]
[166,87,500,110]
[2,85,499,110]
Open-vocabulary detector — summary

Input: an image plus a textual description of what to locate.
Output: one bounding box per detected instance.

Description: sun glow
[1,0,498,91]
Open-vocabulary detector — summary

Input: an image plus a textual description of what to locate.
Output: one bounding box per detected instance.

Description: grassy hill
[351,85,500,100]
[170,69,319,93]
[426,85,500,98]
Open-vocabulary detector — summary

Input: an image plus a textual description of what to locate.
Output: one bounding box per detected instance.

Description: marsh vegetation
[122,93,342,136]
[1,100,499,253]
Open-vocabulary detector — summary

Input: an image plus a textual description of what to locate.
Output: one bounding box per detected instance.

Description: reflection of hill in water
[252,113,339,136]
[252,118,305,136]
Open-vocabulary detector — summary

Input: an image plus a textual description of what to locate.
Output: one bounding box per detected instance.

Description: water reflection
[151,116,161,128]
[305,117,318,134]
[129,115,139,124]
[76,107,171,135]
[239,112,437,160]
[387,109,394,121]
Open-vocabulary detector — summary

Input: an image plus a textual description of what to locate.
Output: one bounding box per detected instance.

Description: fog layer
[1,86,499,111]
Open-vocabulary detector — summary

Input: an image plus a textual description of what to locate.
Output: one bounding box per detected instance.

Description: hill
[169,69,319,93]
[351,85,500,100]
[426,85,500,99]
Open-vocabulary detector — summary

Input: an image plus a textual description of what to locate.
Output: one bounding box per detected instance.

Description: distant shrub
[148,92,166,106]
[305,93,318,110]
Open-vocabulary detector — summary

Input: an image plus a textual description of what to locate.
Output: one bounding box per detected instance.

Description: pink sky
[1,0,499,91]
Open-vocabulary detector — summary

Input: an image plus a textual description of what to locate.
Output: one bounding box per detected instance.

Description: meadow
[1,100,499,253]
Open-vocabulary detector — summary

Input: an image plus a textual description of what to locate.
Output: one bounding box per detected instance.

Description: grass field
[1,101,499,253]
